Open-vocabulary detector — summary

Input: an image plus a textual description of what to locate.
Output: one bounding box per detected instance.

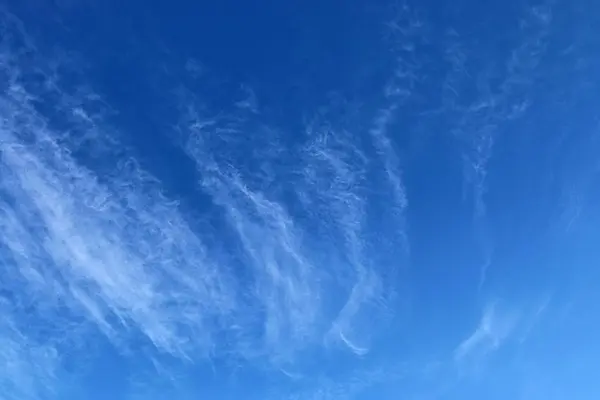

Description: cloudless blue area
[1,0,600,399]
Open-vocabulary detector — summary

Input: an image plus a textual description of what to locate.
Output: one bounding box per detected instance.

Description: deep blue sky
[1,0,599,399]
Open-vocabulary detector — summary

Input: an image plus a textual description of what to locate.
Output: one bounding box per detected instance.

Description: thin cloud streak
[1,19,413,400]
[0,86,233,357]
[0,3,503,399]
[179,100,394,360]
[442,4,553,290]
[0,313,59,400]
[454,301,520,365]
[0,18,237,399]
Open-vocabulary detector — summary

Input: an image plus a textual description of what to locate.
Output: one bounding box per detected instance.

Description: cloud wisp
[0,29,240,352]
[454,301,520,367]
[0,14,235,396]
[0,308,60,400]
[441,4,554,291]
[0,8,413,398]
[178,80,410,360]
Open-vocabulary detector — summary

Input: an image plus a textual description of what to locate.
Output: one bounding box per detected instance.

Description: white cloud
[0,307,60,400]
[0,6,414,398]
[0,14,236,388]
[455,301,520,365]
[437,3,554,291]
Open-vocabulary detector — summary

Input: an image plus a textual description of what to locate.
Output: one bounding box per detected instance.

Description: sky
[0,0,599,399]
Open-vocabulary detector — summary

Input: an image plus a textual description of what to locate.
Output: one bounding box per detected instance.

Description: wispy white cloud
[516,295,552,344]
[235,84,259,114]
[300,126,381,352]
[0,85,234,355]
[0,14,239,398]
[173,23,418,357]
[0,306,60,400]
[440,3,554,290]
[377,2,424,227]
[179,99,388,360]
[454,301,520,365]
[0,18,412,399]
[2,4,565,400]
[1,3,416,398]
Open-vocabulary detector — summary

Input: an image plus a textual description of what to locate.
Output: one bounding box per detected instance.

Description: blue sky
[0,0,599,399]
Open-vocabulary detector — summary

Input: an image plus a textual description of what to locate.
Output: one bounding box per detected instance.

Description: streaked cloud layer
[1,0,600,399]
[1,5,407,398]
